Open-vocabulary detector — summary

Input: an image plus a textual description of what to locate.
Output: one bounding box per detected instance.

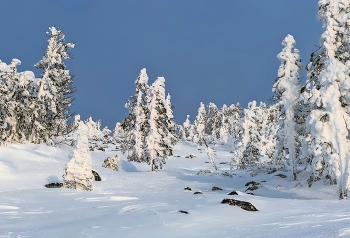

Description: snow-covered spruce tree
[233,101,268,169]
[146,77,174,171]
[4,59,36,143]
[35,26,75,140]
[224,103,244,148]
[164,93,178,146]
[261,104,279,162]
[193,102,206,145]
[121,68,149,163]
[272,34,303,180]
[63,120,93,191]
[182,115,194,141]
[303,0,350,199]
[206,102,220,143]
[113,122,126,144]
[0,61,9,144]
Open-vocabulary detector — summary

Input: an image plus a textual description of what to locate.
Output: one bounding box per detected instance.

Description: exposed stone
[184,187,192,191]
[275,174,287,178]
[45,182,63,188]
[227,191,238,195]
[194,191,203,195]
[92,170,101,181]
[245,184,259,192]
[221,198,258,211]
[212,186,223,191]
[185,154,196,158]
[245,181,260,187]
[178,210,189,214]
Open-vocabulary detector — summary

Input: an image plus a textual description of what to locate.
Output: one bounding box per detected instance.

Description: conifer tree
[146,77,173,170]
[182,115,193,141]
[121,68,149,163]
[63,119,93,191]
[272,34,302,180]
[303,0,350,199]
[0,61,9,144]
[35,26,75,139]
[5,59,36,143]
[113,122,126,144]
[164,93,178,146]
[233,101,267,169]
[206,102,220,142]
[193,102,206,145]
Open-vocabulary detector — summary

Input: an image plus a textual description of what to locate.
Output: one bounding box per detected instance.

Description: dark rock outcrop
[45,182,63,188]
[221,198,258,211]
[227,191,238,195]
[92,170,101,181]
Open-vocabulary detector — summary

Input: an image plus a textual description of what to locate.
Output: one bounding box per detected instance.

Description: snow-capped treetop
[136,68,148,86]
[36,26,74,69]
[273,34,302,104]
[0,61,7,72]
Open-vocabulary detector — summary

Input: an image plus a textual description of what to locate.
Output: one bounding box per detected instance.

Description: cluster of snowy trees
[120,68,178,171]
[178,0,350,199]
[0,26,75,145]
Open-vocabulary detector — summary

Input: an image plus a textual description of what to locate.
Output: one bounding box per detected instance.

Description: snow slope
[1,141,350,237]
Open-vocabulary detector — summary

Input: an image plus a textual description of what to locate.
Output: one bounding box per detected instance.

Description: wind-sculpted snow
[1,141,350,237]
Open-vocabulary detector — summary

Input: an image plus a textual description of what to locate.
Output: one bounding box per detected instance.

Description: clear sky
[0,0,322,129]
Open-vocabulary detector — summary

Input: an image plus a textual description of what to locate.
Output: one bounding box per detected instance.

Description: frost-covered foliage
[35,26,75,139]
[182,115,194,141]
[63,120,93,191]
[84,117,113,150]
[232,101,278,169]
[146,77,174,171]
[193,102,207,145]
[113,122,126,144]
[121,69,177,170]
[206,102,220,142]
[102,155,120,171]
[164,93,178,146]
[272,34,303,179]
[0,59,38,144]
[301,0,350,199]
[121,68,149,163]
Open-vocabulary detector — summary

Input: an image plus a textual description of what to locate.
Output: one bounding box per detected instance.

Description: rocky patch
[92,170,101,181]
[221,198,258,211]
[45,182,63,188]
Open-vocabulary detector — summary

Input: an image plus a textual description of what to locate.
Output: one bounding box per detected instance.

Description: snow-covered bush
[102,155,120,171]
[63,120,93,191]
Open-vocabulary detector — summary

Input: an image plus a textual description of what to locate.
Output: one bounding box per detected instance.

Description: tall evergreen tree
[193,102,206,145]
[164,93,178,146]
[146,77,173,170]
[35,26,75,139]
[206,102,220,142]
[272,34,303,180]
[303,0,350,199]
[182,115,193,141]
[121,68,149,163]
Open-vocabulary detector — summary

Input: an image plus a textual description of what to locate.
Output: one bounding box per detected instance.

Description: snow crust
[1,141,350,237]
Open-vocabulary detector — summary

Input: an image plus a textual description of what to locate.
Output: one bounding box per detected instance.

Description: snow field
[1,141,350,237]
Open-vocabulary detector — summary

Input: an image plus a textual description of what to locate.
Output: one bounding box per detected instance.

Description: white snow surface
[1,141,350,237]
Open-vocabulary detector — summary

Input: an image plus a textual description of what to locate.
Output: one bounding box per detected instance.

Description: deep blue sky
[0,1,322,129]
